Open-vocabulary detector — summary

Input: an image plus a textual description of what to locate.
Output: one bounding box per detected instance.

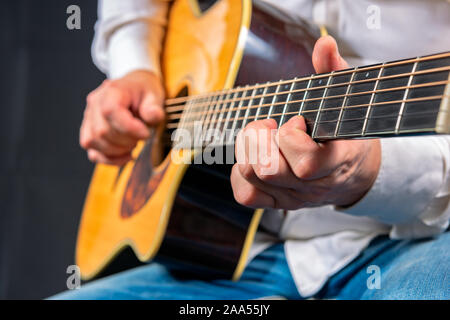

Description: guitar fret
[200,94,218,146]
[186,99,196,147]
[219,91,237,145]
[334,69,356,137]
[199,95,215,146]
[312,73,333,138]
[362,64,385,135]
[169,51,450,148]
[189,98,202,147]
[198,95,213,124]
[203,94,218,127]
[298,77,313,115]
[242,87,257,127]
[395,60,419,133]
[219,92,233,129]
[279,78,297,126]
[254,84,269,121]
[214,92,231,144]
[228,85,250,144]
[177,100,188,132]
[267,81,283,119]
[176,99,193,148]
[206,93,225,143]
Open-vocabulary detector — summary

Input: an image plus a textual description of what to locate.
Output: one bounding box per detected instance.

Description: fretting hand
[230,36,381,209]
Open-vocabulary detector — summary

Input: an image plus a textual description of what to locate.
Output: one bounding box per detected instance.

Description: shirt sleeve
[92,0,170,79]
[336,136,450,239]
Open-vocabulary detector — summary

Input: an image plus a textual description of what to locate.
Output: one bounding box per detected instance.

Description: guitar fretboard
[166,52,450,148]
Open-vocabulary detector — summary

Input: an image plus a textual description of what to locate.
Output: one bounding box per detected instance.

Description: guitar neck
[167,52,450,148]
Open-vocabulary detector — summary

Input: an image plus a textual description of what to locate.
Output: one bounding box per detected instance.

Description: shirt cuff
[336,137,445,226]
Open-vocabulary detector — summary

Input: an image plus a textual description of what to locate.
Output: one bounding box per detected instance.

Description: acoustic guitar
[76,0,450,281]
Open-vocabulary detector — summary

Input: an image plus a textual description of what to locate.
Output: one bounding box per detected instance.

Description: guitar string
[164,52,450,107]
[166,94,447,129]
[171,107,447,147]
[165,80,449,129]
[165,65,450,113]
[166,77,450,121]
[170,106,446,148]
[169,94,447,130]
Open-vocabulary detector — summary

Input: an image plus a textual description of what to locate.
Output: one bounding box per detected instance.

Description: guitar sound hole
[120,86,190,218]
[197,0,218,13]
[120,138,169,218]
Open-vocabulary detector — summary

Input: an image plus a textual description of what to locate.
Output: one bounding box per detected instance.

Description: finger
[139,91,165,126]
[237,119,303,189]
[236,119,337,207]
[107,108,150,140]
[99,87,150,140]
[87,149,132,166]
[278,116,341,180]
[312,35,349,73]
[234,163,305,210]
[79,113,92,150]
[235,118,277,168]
[92,104,138,148]
[231,164,275,209]
[86,123,133,157]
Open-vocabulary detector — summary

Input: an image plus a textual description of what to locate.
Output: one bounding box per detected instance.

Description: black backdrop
[0,0,104,299]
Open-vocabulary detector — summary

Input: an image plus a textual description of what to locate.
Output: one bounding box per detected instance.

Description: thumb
[139,91,165,126]
[312,35,349,73]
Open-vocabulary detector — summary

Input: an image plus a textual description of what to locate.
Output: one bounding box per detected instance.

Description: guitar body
[76,0,319,280]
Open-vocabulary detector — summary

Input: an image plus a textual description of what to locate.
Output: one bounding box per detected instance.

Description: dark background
[0,0,104,299]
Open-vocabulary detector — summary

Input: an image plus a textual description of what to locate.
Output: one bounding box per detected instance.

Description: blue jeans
[52,232,450,300]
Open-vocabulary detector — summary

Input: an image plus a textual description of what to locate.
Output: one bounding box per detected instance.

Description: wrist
[122,69,161,83]
[340,139,381,207]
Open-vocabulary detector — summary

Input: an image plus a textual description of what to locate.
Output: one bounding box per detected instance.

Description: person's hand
[80,70,165,165]
[231,36,381,209]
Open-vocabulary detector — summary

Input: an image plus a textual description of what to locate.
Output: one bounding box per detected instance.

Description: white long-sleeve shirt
[92,0,450,297]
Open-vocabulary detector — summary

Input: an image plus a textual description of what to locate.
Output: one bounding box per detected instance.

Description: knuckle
[86,92,96,105]
[292,158,317,180]
[244,120,261,132]
[96,126,108,139]
[244,120,256,130]
[101,103,114,118]
[87,151,97,162]
[79,136,89,149]
[235,187,257,207]
[253,164,276,183]
[258,172,276,183]
[110,86,129,105]
[79,131,93,149]
[278,124,292,140]
[239,164,254,181]
[102,79,111,88]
